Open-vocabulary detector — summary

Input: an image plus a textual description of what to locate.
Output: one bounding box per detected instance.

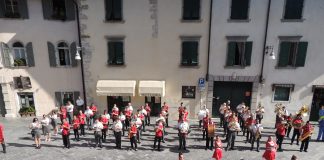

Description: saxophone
[299,127,314,141]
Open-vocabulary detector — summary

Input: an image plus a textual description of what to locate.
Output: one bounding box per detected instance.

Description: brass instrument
[296,105,309,117]
[207,124,215,137]
[299,128,314,141]
[274,103,285,116]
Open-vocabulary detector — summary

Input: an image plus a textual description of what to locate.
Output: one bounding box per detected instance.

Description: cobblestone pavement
[0,117,323,160]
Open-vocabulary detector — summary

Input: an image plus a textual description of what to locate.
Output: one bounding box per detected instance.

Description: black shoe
[297,143,299,146]
[178,147,181,150]
[205,148,207,150]
[300,150,302,152]
[257,149,260,152]
[250,148,253,151]
[304,150,308,152]
[162,140,165,143]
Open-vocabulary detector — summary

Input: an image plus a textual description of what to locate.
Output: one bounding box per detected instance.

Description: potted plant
[19,106,36,117]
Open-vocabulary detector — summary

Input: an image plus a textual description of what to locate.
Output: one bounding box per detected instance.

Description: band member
[255,104,264,124]
[162,102,169,127]
[226,114,240,151]
[276,120,286,152]
[134,114,143,143]
[41,114,51,141]
[93,118,103,148]
[124,105,132,130]
[212,135,222,160]
[242,108,251,136]
[61,119,71,149]
[119,113,126,136]
[101,115,109,142]
[245,113,255,143]
[183,107,189,121]
[0,123,5,153]
[202,114,209,140]
[236,102,245,126]
[206,118,215,150]
[153,121,164,151]
[178,117,189,151]
[299,121,313,152]
[30,118,42,149]
[290,114,303,145]
[78,110,86,136]
[223,109,232,137]
[112,104,119,122]
[90,103,98,121]
[317,105,324,141]
[178,102,185,119]
[66,101,74,124]
[198,106,209,128]
[250,120,263,152]
[112,117,123,149]
[156,114,166,143]
[104,109,110,120]
[84,106,93,130]
[50,111,58,136]
[129,122,138,151]
[139,106,147,132]
[262,136,277,160]
[286,113,293,138]
[219,103,227,127]
[72,115,80,141]
[145,103,151,126]
[59,105,67,124]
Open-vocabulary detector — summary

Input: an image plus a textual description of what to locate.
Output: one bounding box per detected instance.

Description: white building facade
[208,0,324,123]
[0,0,83,117]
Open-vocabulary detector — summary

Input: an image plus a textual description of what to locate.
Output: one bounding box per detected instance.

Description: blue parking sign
[198,78,205,88]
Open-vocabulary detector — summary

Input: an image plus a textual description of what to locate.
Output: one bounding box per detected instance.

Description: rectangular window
[226,41,253,67]
[52,0,66,20]
[105,0,122,21]
[4,0,20,18]
[230,0,250,20]
[183,0,200,20]
[283,0,304,20]
[278,41,308,67]
[18,92,34,108]
[182,86,196,98]
[107,41,124,65]
[181,41,199,66]
[272,84,294,102]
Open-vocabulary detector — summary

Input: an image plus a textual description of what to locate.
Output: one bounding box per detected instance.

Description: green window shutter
[191,0,200,20]
[55,92,62,106]
[115,42,124,64]
[108,42,115,64]
[183,0,192,20]
[231,0,249,20]
[1,43,13,67]
[244,41,253,66]
[105,0,113,20]
[295,42,308,67]
[42,0,53,19]
[190,41,198,65]
[0,0,5,18]
[65,0,75,21]
[26,42,35,67]
[278,42,291,67]
[70,42,77,67]
[226,42,236,66]
[284,0,303,19]
[18,0,29,19]
[113,0,122,20]
[181,42,191,65]
[47,42,57,67]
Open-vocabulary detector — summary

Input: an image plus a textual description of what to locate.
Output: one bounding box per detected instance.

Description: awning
[139,81,165,97]
[96,80,136,96]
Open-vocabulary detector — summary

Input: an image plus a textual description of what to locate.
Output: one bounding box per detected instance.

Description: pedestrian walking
[50,111,58,136]
[262,136,277,160]
[112,117,123,149]
[30,118,42,149]
[41,114,51,141]
[0,123,6,153]
[317,105,324,141]
[93,119,103,148]
[66,101,74,124]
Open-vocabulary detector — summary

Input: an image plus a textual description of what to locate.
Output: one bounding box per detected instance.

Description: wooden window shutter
[21,77,32,89]
[191,0,200,20]
[47,42,57,67]
[244,41,253,66]
[231,0,249,20]
[42,0,53,19]
[181,42,190,65]
[295,42,308,67]
[105,0,113,20]
[70,42,77,67]
[65,0,75,21]
[26,42,35,67]
[115,42,124,64]
[18,0,29,19]
[278,42,291,67]
[55,92,62,106]
[0,0,5,18]
[183,0,192,20]
[113,0,122,20]
[13,77,23,89]
[1,43,13,67]
[226,42,236,66]
[107,42,115,64]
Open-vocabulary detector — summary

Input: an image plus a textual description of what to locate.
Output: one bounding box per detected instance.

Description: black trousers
[246,130,252,142]
[130,136,137,149]
[95,131,102,147]
[223,121,228,135]
[136,127,142,143]
[154,136,162,150]
[67,112,73,124]
[114,131,122,148]
[251,135,260,150]
[202,128,207,139]
[199,120,203,128]
[1,142,6,153]
[145,115,150,126]
[125,118,130,130]
[286,126,292,137]
[276,134,284,150]
[179,134,187,150]
[142,120,146,132]
[166,116,169,127]
[73,129,79,140]
[226,131,236,149]
[300,137,310,151]
[62,134,70,148]
[220,115,224,127]
[206,136,214,149]
[102,128,108,142]
[80,124,85,136]
[291,129,301,145]
[122,121,126,136]
[256,115,263,124]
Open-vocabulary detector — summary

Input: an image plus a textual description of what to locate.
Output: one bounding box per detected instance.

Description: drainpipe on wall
[206,0,213,82]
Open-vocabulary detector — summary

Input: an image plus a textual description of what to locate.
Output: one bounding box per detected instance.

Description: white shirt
[236,104,245,113]
[41,118,50,126]
[84,109,93,117]
[113,121,123,132]
[30,122,41,129]
[76,99,84,106]
[66,104,74,113]
[93,122,103,132]
[198,110,207,120]
[252,124,263,134]
[128,106,133,112]
[51,114,58,120]
[105,114,110,119]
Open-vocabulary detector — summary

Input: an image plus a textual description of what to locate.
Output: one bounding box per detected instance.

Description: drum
[207,124,215,137]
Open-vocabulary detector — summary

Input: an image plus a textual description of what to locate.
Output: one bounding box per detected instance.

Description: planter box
[20,112,36,117]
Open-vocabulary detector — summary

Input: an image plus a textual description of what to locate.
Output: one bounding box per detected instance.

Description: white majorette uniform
[250,123,263,151]
[178,120,189,150]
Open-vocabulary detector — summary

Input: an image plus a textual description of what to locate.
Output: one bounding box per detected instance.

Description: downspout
[206,0,213,81]
[259,0,272,83]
